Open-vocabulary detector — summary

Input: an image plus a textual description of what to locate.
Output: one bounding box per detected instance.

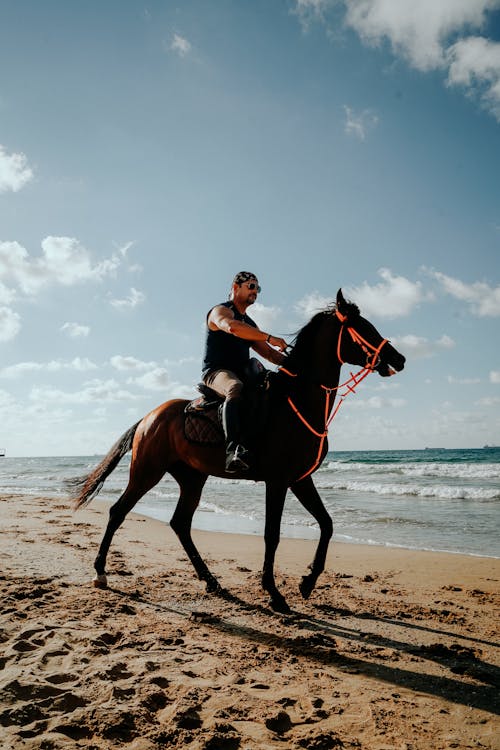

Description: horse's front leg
[262,481,290,613]
[290,476,333,600]
[169,466,222,594]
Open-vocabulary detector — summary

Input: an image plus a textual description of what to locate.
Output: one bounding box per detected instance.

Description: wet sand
[1,492,499,749]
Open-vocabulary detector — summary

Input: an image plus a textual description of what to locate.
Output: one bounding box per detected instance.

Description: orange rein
[282,310,388,483]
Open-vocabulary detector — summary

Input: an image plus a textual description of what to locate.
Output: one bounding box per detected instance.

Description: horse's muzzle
[376,348,406,377]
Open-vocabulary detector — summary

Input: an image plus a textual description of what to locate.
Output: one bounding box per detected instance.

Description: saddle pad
[184,405,224,445]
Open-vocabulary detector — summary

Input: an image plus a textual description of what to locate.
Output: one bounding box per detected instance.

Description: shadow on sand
[108,582,500,716]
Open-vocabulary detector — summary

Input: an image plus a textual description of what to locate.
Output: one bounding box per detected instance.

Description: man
[202,271,288,473]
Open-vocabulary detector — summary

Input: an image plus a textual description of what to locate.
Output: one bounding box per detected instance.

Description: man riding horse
[202,271,288,473]
[70,287,405,612]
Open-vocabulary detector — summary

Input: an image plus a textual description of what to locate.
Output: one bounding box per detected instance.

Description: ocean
[1,448,499,558]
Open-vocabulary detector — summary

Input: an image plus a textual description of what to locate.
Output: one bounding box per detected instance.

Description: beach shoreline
[2,447,498,557]
[1,492,499,749]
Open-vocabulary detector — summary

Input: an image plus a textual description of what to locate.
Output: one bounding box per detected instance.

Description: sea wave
[315,479,499,501]
[324,460,500,480]
[199,500,257,520]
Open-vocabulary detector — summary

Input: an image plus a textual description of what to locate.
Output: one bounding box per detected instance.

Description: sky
[0,0,499,456]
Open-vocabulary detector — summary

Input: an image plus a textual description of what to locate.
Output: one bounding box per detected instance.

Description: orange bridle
[335,310,388,370]
[282,310,389,482]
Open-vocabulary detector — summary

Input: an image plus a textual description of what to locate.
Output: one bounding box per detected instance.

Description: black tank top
[202,301,257,379]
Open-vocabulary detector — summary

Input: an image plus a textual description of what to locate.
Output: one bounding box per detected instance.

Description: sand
[0,491,499,750]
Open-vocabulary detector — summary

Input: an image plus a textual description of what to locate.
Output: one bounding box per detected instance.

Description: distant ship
[0,448,5,457]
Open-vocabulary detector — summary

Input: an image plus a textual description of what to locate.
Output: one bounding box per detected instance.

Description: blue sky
[0,0,499,456]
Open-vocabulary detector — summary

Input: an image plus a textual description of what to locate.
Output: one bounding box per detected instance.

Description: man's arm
[251,339,287,366]
[207,305,287,350]
[208,305,287,352]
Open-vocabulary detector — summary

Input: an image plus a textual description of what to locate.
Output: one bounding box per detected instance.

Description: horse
[69,289,405,614]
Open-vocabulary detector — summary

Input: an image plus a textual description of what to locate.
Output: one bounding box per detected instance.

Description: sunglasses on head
[246,282,261,292]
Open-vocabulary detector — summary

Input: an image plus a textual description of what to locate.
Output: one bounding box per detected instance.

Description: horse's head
[335,289,406,376]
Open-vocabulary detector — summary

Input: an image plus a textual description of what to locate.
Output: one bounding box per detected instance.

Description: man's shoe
[225,445,250,473]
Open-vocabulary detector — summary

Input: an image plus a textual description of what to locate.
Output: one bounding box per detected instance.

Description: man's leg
[203,370,250,472]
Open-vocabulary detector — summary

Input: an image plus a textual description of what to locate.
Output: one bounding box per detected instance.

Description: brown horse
[69,289,405,613]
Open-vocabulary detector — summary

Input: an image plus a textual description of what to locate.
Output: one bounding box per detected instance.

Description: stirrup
[225,445,250,473]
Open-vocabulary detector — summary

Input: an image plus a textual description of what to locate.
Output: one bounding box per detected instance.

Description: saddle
[184,387,224,445]
[184,360,272,446]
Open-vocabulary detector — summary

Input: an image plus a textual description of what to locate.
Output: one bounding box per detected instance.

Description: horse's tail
[67,421,141,511]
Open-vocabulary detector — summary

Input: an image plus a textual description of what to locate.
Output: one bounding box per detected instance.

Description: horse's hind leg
[169,464,221,593]
[290,476,333,599]
[94,464,167,587]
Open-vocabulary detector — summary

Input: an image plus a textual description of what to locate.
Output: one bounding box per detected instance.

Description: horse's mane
[285,300,360,372]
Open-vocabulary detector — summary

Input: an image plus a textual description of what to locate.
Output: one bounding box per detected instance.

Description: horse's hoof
[93,573,108,589]
[299,575,314,600]
[270,595,291,615]
[205,578,223,595]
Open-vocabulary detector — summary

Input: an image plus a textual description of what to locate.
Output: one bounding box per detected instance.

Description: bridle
[281,310,389,483]
[335,310,388,371]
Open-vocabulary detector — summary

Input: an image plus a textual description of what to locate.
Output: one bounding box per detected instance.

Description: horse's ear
[336,288,347,313]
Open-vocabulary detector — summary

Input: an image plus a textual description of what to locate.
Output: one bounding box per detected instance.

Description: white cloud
[476,395,500,405]
[40,237,120,287]
[63,357,98,372]
[0,144,34,193]
[0,237,121,295]
[0,306,21,341]
[110,355,155,371]
[0,358,97,378]
[166,382,197,399]
[392,333,455,359]
[30,379,139,405]
[61,322,90,338]
[0,281,16,305]
[115,241,143,273]
[170,33,192,57]
[490,370,500,383]
[123,364,195,397]
[128,367,170,391]
[295,291,333,319]
[343,105,379,140]
[349,394,406,408]
[0,361,44,377]
[447,375,481,384]
[109,287,145,309]
[345,268,425,318]
[117,241,134,258]
[164,356,198,368]
[296,0,500,121]
[447,36,500,119]
[294,0,335,31]
[427,269,500,316]
[249,303,283,331]
[0,388,15,407]
[343,0,494,72]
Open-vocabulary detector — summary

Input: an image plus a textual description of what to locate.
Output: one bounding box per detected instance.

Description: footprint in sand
[149,675,170,689]
[204,724,242,750]
[141,689,169,712]
[295,732,344,749]
[11,639,38,653]
[40,644,72,665]
[45,673,79,685]
[0,678,88,734]
[12,626,58,649]
[101,661,134,681]
[17,718,48,739]
[52,722,94,741]
[112,685,136,700]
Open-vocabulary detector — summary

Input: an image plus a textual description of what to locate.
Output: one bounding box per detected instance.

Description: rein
[282,311,388,482]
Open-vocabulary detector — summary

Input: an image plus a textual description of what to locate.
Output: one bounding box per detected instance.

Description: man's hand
[266,335,287,351]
